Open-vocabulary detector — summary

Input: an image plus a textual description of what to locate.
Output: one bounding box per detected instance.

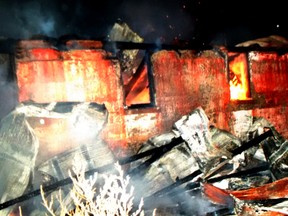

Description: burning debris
[0,104,288,215]
[127,107,288,215]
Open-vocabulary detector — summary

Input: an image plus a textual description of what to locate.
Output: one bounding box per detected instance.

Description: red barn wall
[151,50,231,133]
[15,40,288,157]
[16,40,127,157]
[249,52,288,138]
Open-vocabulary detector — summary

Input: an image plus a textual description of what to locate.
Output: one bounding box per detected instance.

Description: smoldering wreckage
[1,104,288,216]
[0,23,288,215]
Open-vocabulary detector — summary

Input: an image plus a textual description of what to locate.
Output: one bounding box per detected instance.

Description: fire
[63,61,86,101]
[229,53,251,100]
[124,65,151,106]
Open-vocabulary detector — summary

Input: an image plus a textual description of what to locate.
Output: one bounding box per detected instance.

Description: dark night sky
[0,0,287,46]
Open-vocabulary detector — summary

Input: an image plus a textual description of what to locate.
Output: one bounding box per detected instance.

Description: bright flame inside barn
[229,52,251,100]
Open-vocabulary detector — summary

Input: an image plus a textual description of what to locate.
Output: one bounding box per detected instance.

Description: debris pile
[0,104,288,216]
[128,107,288,215]
[0,105,287,215]
[0,102,116,215]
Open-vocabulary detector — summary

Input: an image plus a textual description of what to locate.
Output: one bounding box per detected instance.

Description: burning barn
[12,34,288,152]
[0,23,288,215]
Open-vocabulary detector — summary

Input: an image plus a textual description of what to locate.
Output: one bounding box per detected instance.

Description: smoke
[130,174,224,215]
[12,1,60,38]
[0,54,18,120]
[0,0,78,39]
[39,18,55,36]
[0,84,17,121]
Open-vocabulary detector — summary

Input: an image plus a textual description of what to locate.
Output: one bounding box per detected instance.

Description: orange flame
[124,65,151,106]
[229,53,251,100]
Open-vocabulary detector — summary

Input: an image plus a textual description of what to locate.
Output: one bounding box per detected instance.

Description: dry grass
[41,162,148,216]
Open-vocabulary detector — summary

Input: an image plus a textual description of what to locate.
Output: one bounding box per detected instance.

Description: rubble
[0,109,38,216]
[128,107,288,215]
[0,102,114,215]
[174,107,242,175]
[203,179,288,215]
[0,105,288,215]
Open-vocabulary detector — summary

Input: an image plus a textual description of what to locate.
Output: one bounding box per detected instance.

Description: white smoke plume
[0,0,78,39]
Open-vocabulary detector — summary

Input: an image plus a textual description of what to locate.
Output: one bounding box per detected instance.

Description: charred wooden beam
[263,139,288,180]
[144,169,202,200]
[206,207,235,216]
[143,130,274,202]
[231,129,273,156]
[12,37,288,54]
[204,129,274,179]
[127,136,185,176]
[102,41,213,52]
[206,164,270,184]
[103,41,288,53]
[122,136,185,165]
[5,34,288,55]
